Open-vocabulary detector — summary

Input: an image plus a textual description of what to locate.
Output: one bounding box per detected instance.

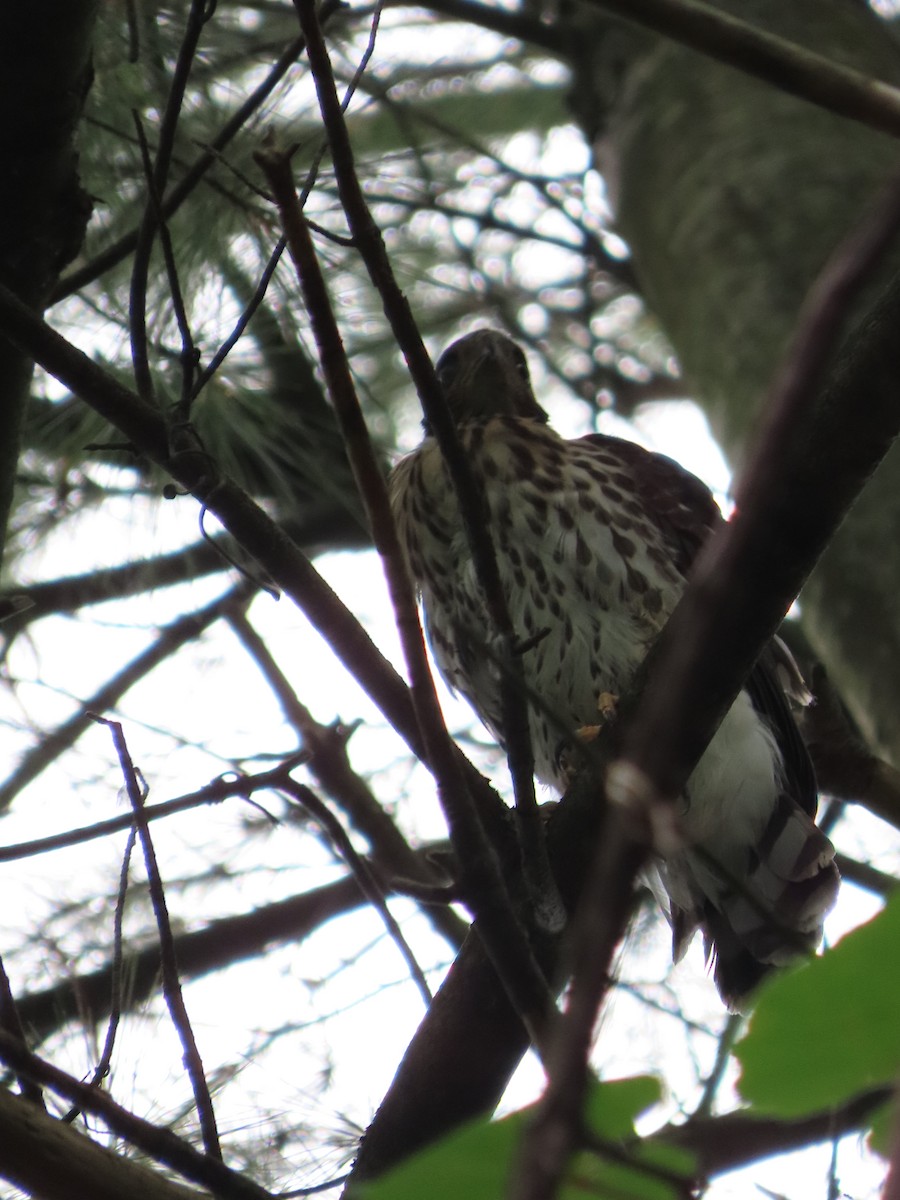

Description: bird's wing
[578,433,721,574]
[579,432,817,815]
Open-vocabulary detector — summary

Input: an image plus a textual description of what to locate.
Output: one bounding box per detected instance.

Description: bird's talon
[573,723,602,743]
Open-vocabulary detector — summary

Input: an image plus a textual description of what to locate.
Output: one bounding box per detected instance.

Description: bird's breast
[390,423,684,782]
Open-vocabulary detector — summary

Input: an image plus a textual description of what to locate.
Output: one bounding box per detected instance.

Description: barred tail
[666,795,840,1010]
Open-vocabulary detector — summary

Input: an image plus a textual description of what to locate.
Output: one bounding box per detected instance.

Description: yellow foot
[558,693,619,784]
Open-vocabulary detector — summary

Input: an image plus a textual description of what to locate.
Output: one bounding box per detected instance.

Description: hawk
[389,329,839,1009]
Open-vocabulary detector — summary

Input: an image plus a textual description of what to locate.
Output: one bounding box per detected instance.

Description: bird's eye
[436,347,459,387]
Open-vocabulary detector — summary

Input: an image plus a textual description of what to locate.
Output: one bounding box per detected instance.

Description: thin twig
[64,827,138,1122]
[128,0,214,405]
[227,608,469,948]
[132,112,198,412]
[0,956,44,1109]
[283,779,433,1007]
[191,235,286,398]
[0,583,255,814]
[288,0,561,1046]
[94,717,222,1160]
[693,1012,743,1120]
[0,755,306,863]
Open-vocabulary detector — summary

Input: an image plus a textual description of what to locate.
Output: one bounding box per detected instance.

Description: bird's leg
[556,692,620,784]
[575,691,620,741]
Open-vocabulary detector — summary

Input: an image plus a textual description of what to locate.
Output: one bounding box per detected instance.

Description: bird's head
[430,329,548,429]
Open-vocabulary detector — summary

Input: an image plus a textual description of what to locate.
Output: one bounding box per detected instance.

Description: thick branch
[0,1033,274,1200]
[0,3,95,567]
[586,0,900,139]
[659,1086,891,1177]
[347,180,900,1193]
[0,1086,204,1200]
[0,281,425,763]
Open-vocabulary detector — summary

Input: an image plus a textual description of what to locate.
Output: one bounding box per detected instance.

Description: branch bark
[0,1087,205,1200]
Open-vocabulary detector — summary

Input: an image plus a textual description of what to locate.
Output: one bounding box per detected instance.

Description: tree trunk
[0,3,96,568]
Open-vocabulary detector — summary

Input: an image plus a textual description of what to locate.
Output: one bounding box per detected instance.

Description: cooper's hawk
[389,328,839,1009]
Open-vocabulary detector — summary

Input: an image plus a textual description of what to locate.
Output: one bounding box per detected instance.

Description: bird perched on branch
[389,328,839,1009]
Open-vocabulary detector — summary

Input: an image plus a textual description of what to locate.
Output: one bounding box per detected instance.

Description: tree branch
[349,133,900,1195]
[0,1085,205,1200]
[17,875,369,1044]
[0,583,255,813]
[511,156,900,1200]
[586,0,900,139]
[0,1032,274,1200]
[227,608,469,949]
[290,0,560,1050]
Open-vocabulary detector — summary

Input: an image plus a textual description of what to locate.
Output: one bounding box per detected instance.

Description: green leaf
[583,1074,662,1138]
[359,1108,519,1200]
[359,1076,694,1200]
[866,1096,896,1160]
[735,892,900,1116]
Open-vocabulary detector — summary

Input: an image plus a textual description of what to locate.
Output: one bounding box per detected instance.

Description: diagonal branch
[0,582,256,813]
[226,607,469,948]
[290,0,561,1049]
[510,152,900,1200]
[348,143,900,1193]
[16,874,371,1044]
[97,718,222,1160]
[0,1031,274,1200]
[0,280,426,762]
[585,0,900,139]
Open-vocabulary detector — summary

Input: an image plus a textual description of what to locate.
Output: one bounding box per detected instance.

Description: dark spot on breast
[626,565,648,595]
[511,441,536,477]
[644,589,663,615]
[612,530,636,559]
[529,495,549,521]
